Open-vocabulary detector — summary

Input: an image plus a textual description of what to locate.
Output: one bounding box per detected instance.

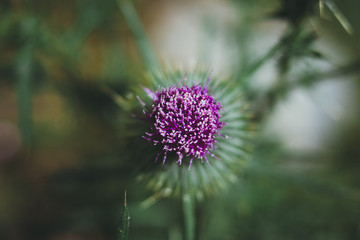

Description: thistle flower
[140,79,225,169]
[121,70,254,200]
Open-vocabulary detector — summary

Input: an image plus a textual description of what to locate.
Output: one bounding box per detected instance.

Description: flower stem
[182,193,195,240]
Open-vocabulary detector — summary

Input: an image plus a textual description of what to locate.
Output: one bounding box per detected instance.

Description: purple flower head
[142,80,225,168]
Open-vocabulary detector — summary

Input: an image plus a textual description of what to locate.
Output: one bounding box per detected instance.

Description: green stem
[117,0,160,71]
[182,193,195,240]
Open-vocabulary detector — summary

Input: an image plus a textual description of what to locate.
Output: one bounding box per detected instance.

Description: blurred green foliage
[0,0,360,240]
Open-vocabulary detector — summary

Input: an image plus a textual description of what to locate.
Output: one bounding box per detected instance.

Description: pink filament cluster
[142,83,225,168]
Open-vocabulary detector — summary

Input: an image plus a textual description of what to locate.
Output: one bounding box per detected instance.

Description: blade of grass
[117,0,160,71]
[322,0,354,35]
[118,191,130,240]
[16,42,34,148]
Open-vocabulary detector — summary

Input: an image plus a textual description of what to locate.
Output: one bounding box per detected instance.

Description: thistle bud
[141,80,225,168]
[129,71,254,200]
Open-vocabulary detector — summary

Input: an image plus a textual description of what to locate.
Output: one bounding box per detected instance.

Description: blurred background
[1,0,360,239]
